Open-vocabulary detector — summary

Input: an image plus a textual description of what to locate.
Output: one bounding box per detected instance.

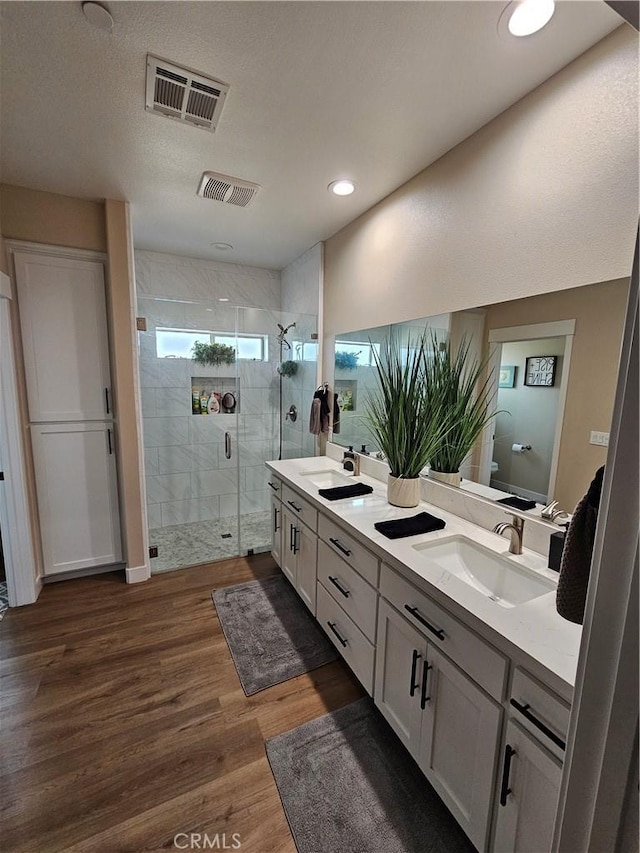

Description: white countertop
[266,456,582,700]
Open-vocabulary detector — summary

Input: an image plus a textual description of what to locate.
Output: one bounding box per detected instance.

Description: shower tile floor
[148,511,272,574]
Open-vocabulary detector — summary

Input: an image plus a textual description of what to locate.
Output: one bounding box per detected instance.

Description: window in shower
[156,328,268,361]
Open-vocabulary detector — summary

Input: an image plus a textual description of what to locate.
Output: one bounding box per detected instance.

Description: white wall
[281,242,322,315]
[323,27,638,346]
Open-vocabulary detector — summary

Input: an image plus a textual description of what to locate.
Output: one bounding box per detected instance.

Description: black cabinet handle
[289,524,295,552]
[404,605,445,641]
[420,661,433,709]
[329,537,352,557]
[293,527,300,555]
[287,500,302,513]
[268,481,279,492]
[510,699,566,751]
[273,506,279,534]
[500,744,516,806]
[107,428,113,455]
[104,387,110,415]
[327,621,348,647]
[409,649,421,696]
[328,576,350,598]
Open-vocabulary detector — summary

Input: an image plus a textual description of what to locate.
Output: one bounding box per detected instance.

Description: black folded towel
[374,511,446,540]
[497,496,537,511]
[318,483,374,501]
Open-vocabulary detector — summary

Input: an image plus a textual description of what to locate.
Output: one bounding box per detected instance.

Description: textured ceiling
[0,1,623,269]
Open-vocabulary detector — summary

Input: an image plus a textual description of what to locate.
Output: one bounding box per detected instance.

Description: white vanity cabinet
[280,485,318,615]
[492,668,568,853]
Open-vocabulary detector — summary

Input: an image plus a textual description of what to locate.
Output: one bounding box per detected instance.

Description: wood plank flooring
[0,556,364,852]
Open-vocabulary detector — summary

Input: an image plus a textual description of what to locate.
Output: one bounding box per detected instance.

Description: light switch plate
[589,431,610,447]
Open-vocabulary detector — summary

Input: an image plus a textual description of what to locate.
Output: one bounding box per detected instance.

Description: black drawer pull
[104,387,111,415]
[409,649,421,696]
[420,661,433,709]
[327,621,348,647]
[510,699,566,751]
[500,744,516,806]
[328,576,350,598]
[293,527,300,555]
[329,537,352,557]
[107,428,113,455]
[289,524,295,552]
[268,481,279,491]
[273,506,279,534]
[287,500,302,513]
[404,605,445,641]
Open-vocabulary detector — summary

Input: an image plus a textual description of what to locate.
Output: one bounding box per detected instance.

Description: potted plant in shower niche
[191,341,236,367]
[277,360,298,377]
[365,333,448,508]
[424,334,497,487]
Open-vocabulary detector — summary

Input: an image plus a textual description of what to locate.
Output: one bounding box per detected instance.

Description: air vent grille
[146,55,229,132]
[197,172,260,208]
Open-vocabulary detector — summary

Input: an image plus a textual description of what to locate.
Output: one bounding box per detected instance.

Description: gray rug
[212,575,338,695]
[266,698,475,853]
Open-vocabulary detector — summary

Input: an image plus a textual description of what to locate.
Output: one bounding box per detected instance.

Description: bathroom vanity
[265,455,580,853]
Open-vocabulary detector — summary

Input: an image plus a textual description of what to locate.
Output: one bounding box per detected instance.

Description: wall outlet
[589,430,610,447]
[149,545,158,558]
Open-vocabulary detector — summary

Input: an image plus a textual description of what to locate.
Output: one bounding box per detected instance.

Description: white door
[374,599,427,755]
[295,523,317,615]
[418,644,502,852]
[492,720,562,853]
[31,422,122,575]
[270,494,282,567]
[280,505,297,586]
[14,251,112,422]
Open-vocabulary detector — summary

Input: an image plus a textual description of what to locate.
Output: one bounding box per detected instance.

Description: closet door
[14,251,112,422]
[31,422,122,575]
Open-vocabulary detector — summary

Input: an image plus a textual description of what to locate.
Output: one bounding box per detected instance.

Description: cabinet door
[31,422,122,575]
[493,720,562,853]
[280,506,297,587]
[295,523,317,615]
[14,251,111,422]
[418,645,502,852]
[270,495,282,567]
[374,599,427,756]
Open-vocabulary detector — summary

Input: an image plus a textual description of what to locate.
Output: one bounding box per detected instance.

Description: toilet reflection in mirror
[330,277,629,511]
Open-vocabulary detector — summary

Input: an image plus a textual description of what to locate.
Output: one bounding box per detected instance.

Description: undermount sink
[299,469,356,489]
[412,536,555,608]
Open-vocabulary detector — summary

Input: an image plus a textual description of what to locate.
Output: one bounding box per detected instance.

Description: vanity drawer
[267,475,283,498]
[318,514,379,586]
[380,563,508,701]
[282,485,318,533]
[317,541,378,642]
[317,582,375,696]
[510,668,570,760]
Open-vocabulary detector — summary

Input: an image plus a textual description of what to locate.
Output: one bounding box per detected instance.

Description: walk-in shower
[137,298,317,573]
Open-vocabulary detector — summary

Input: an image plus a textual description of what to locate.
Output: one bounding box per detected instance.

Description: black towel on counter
[375,512,446,540]
[318,483,374,501]
[556,466,604,625]
[497,496,537,511]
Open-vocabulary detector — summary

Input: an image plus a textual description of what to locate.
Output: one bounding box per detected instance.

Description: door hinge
[136,317,147,331]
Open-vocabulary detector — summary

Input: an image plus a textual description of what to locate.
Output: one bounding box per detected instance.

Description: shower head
[276,322,296,349]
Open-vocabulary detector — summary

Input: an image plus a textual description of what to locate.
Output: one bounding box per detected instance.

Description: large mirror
[331,278,629,512]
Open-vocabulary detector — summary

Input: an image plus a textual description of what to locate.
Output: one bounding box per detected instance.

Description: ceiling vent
[145,55,229,132]
[196,172,261,208]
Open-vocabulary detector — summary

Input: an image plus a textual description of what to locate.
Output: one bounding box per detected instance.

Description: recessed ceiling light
[81,1,114,32]
[500,0,555,38]
[219,298,230,302]
[210,242,233,251]
[328,180,355,197]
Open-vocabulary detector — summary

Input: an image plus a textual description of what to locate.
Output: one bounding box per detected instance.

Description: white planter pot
[387,475,421,507]
[429,470,462,487]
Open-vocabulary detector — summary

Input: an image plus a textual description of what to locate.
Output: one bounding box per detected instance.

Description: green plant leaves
[192,341,236,366]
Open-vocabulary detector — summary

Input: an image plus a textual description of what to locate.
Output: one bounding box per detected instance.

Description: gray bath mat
[212,575,338,695]
[266,697,475,853]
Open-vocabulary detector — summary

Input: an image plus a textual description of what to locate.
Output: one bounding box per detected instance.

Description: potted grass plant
[424,334,497,486]
[365,333,448,507]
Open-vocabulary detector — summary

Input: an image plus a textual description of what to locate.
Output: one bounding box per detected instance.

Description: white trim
[488,319,576,343]
[126,564,150,584]
[4,239,107,263]
[478,320,575,501]
[0,283,40,606]
[0,270,10,299]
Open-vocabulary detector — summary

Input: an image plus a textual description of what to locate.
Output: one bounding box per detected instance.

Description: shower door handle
[224,432,232,459]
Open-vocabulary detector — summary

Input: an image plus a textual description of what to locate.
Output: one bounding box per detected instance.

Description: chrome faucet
[541,500,569,523]
[493,514,525,555]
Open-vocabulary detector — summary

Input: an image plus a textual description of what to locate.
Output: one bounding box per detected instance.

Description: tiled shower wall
[135,250,319,543]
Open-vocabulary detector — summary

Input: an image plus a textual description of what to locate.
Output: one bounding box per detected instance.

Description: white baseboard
[126,563,151,584]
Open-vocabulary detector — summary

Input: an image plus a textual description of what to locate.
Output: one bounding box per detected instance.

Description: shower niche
[191,375,239,415]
